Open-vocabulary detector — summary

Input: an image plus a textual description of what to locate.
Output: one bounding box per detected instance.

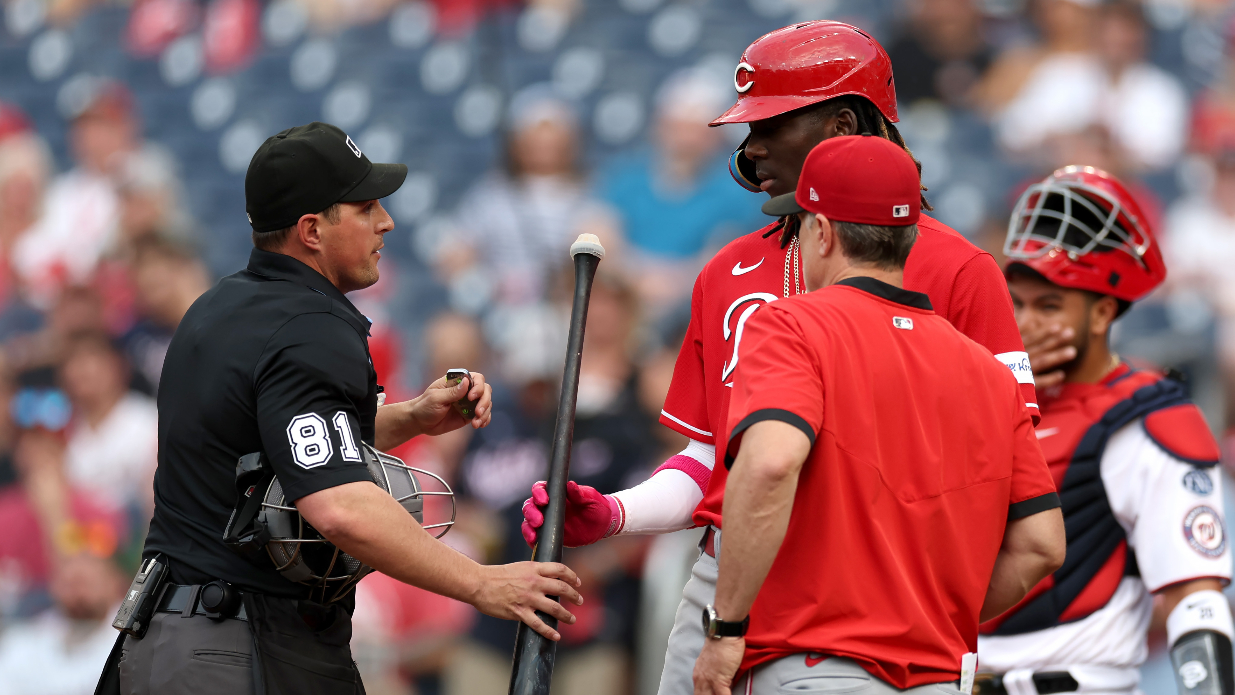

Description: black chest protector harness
[988,374,1197,636]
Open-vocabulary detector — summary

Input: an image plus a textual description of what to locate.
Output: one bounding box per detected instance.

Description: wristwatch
[702,604,749,639]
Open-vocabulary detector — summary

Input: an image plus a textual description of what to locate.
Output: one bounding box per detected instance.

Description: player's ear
[832,108,858,137]
[1090,294,1119,338]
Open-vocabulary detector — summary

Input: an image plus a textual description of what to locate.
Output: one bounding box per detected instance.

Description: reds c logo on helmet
[713,21,898,192]
[1003,165,1167,304]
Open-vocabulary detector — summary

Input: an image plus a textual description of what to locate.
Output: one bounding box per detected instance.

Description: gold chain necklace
[782,235,802,298]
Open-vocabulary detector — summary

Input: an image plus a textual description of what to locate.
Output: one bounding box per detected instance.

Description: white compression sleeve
[611,441,715,536]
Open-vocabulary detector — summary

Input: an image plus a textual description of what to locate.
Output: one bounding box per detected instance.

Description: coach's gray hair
[831,220,919,270]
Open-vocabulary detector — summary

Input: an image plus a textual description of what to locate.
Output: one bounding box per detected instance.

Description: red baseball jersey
[658,215,1038,529]
[722,277,1059,688]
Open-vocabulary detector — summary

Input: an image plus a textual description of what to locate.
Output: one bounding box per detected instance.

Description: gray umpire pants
[119,611,256,695]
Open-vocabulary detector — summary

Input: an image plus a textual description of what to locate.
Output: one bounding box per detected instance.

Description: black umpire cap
[245,122,408,233]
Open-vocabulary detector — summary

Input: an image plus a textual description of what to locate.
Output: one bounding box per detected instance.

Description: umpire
[100,122,583,695]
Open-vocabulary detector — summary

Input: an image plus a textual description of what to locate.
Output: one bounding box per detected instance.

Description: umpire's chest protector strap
[242,592,364,695]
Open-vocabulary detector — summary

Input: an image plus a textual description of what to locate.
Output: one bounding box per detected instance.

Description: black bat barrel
[508,236,604,695]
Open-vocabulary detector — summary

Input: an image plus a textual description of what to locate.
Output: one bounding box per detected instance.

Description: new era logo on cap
[809,187,819,201]
[345,135,362,158]
[892,204,909,218]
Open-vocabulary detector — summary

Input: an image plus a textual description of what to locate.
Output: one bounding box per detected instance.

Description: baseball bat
[508,233,605,695]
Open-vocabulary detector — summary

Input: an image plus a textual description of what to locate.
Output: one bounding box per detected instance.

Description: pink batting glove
[520,480,622,548]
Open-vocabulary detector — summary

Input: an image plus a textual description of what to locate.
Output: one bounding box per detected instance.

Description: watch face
[702,605,716,636]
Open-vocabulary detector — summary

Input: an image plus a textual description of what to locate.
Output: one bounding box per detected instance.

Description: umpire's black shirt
[143,249,377,598]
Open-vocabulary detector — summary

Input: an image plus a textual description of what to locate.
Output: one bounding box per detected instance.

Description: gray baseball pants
[738,655,967,695]
[656,547,717,695]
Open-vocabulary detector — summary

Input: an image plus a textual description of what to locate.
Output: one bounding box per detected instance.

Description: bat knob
[570,233,605,259]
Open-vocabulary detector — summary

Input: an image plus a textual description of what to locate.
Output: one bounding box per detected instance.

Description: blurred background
[0,0,1231,692]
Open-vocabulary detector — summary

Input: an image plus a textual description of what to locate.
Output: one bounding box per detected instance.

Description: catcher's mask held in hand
[228,442,455,603]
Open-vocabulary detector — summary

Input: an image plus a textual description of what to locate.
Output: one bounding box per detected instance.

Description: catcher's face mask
[258,442,455,603]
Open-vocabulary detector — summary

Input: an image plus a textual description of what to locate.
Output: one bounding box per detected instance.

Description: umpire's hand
[470,562,584,642]
[375,372,493,449]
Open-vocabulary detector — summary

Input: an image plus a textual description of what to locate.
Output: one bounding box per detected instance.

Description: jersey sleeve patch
[1184,505,1228,558]
[1144,404,1221,467]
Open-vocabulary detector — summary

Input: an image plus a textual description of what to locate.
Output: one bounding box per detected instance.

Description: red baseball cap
[762,135,920,226]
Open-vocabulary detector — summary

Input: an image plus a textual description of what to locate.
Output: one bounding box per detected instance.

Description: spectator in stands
[1191,22,1235,156]
[445,271,654,695]
[976,0,1097,113]
[0,423,125,621]
[886,0,993,108]
[0,128,53,340]
[121,238,209,392]
[0,552,127,695]
[992,0,1187,171]
[115,148,194,247]
[595,69,764,310]
[59,332,158,516]
[1162,147,1235,447]
[1,287,108,377]
[12,82,134,308]
[443,85,593,311]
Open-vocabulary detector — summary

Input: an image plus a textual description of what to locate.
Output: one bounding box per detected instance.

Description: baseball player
[692,132,1063,695]
[522,21,1037,695]
[978,165,1232,695]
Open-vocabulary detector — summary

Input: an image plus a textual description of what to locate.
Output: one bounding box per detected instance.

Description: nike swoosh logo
[805,653,827,667]
[732,259,764,275]
[1035,427,1060,439]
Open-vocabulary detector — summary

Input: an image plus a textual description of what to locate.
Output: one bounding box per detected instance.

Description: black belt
[156,583,248,621]
[974,672,1079,694]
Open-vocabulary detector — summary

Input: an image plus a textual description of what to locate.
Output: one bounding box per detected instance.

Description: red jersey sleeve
[1007,394,1060,519]
[722,306,822,467]
[947,252,1041,425]
[660,276,715,443]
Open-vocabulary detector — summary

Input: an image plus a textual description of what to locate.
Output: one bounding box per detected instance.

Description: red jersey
[722,277,1059,688]
[658,215,1039,529]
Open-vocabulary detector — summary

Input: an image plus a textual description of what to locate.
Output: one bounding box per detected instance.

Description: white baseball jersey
[979,418,1230,675]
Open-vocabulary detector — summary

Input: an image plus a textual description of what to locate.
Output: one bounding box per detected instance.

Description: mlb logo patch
[345,135,362,158]
[892,204,910,218]
[809,187,819,201]
[892,317,913,330]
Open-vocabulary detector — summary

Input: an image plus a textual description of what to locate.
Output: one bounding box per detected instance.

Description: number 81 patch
[1184,505,1227,558]
[286,411,363,469]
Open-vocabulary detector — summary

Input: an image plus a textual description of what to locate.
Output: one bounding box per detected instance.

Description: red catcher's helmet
[710,21,898,127]
[1004,166,1166,304]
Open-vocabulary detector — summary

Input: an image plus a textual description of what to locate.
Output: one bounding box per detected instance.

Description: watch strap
[704,605,750,638]
[714,614,749,637]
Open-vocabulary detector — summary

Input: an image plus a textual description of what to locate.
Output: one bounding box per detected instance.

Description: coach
[109,123,582,695]
[692,136,1066,695]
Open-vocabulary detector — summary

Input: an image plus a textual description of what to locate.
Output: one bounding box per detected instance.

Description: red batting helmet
[714,21,898,192]
[1004,166,1166,304]
[710,21,898,127]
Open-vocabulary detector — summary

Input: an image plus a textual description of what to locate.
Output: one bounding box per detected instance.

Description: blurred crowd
[0,0,1233,694]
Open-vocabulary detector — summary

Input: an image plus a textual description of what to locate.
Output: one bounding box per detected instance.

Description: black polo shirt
[143,249,378,597]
